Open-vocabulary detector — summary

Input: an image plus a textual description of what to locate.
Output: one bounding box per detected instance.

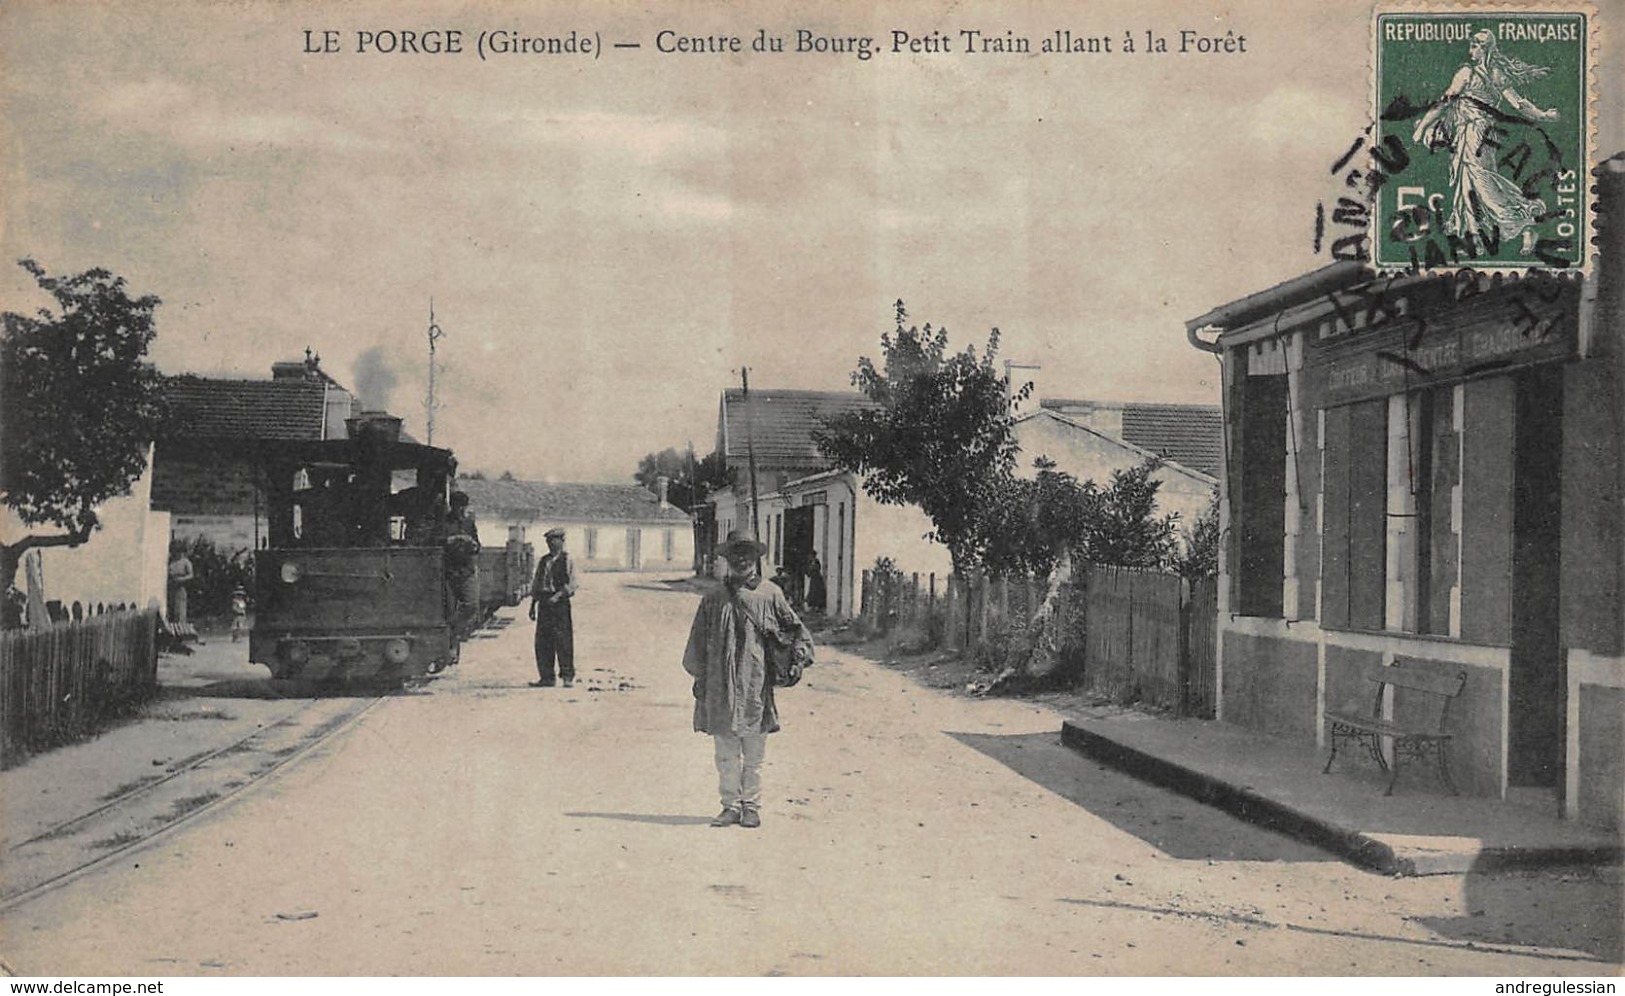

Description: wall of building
[1013,414,1217,538]
[1219,629,1319,742]
[4,447,169,615]
[1214,278,1621,813]
[475,514,693,574]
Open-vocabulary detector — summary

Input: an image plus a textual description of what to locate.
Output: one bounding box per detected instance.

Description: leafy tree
[0,260,167,603]
[980,457,1097,580]
[1175,493,1220,580]
[1081,458,1181,570]
[633,446,733,511]
[814,300,1028,576]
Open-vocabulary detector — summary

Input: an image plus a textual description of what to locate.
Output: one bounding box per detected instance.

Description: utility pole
[424,299,445,445]
[742,366,761,543]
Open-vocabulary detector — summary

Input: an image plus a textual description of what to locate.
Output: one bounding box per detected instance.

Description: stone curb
[1060,719,1625,876]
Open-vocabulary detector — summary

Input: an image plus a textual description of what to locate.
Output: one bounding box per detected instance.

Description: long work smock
[682,579,811,737]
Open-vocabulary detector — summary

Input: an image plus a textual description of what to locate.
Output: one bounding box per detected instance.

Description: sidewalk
[1060,709,1625,876]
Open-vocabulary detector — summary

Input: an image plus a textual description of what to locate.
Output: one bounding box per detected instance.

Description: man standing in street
[529,526,578,687]
[683,529,812,829]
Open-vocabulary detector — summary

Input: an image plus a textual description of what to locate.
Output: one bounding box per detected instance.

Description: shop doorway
[1508,364,1564,790]
[783,506,815,608]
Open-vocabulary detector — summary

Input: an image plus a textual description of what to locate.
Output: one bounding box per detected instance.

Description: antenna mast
[425,299,446,445]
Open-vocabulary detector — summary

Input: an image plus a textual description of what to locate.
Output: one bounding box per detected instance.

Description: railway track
[0,694,387,911]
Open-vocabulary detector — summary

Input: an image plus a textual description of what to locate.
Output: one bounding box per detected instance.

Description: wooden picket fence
[0,608,161,767]
[860,564,1217,717]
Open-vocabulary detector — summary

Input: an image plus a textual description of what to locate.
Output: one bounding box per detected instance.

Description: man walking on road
[683,529,812,829]
[529,527,578,687]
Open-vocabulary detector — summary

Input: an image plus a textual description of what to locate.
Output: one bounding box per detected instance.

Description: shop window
[1322,399,1389,631]
[1401,388,1457,635]
[1233,370,1288,617]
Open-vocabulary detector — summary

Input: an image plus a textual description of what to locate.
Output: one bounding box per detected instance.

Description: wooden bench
[1322,658,1467,796]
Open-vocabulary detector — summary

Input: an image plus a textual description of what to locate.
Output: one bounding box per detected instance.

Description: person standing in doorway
[804,549,827,615]
[682,529,812,829]
[529,527,578,687]
[167,544,195,626]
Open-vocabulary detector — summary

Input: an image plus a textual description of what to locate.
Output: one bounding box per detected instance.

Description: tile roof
[1119,404,1224,478]
[162,376,331,440]
[1040,399,1224,478]
[719,389,877,466]
[456,478,691,524]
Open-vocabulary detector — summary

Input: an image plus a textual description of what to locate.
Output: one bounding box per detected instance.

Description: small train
[476,544,533,620]
[249,416,531,686]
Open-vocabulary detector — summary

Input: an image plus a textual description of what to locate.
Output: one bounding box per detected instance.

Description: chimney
[656,475,671,509]
[1004,360,1041,414]
[345,410,403,445]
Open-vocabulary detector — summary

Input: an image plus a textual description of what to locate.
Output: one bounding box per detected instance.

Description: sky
[2,0,1620,484]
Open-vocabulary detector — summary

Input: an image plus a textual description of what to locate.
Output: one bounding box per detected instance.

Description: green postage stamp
[1373,5,1595,272]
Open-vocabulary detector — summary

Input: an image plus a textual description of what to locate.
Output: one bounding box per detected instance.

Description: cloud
[91,77,388,154]
[1249,84,1364,151]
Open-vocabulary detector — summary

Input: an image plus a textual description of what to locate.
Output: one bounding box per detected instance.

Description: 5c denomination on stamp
[1373,5,1595,273]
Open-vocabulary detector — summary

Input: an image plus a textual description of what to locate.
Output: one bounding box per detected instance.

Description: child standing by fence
[230,585,248,643]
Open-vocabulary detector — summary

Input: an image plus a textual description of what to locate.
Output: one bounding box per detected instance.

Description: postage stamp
[1372,4,1595,273]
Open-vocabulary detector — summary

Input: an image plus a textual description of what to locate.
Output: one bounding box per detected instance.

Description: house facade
[706,379,1221,619]
[0,445,170,621]
[1013,406,1219,541]
[1189,157,1624,829]
[713,470,950,620]
[458,478,693,574]
[152,355,358,556]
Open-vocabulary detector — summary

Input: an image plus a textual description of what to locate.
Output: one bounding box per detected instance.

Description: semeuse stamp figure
[683,529,813,829]
[1411,29,1559,252]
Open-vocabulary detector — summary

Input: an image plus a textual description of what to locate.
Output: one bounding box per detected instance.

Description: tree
[633,446,733,511]
[814,300,1028,576]
[1175,493,1220,580]
[0,260,167,603]
[1081,459,1181,570]
[982,457,1186,691]
[980,457,1097,580]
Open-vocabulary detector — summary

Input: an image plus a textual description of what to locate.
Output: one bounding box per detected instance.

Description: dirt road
[0,576,1615,975]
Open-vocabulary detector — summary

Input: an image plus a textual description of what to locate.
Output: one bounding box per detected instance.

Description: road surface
[0,575,1616,975]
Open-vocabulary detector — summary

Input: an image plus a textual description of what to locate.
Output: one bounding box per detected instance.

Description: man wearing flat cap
[682,529,813,829]
[529,526,578,687]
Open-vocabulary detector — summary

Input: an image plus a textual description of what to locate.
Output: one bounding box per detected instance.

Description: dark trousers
[447,568,479,643]
[534,600,575,682]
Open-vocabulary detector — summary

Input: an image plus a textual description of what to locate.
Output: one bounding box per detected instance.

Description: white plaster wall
[1013,414,1218,536]
[852,486,954,584]
[1,446,167,613]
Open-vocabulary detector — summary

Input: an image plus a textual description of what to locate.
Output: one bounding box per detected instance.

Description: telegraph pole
[742,366,761,542]
[424,300,445,445]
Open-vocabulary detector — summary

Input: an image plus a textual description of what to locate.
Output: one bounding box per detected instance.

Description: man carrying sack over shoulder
[682,529,813,829]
